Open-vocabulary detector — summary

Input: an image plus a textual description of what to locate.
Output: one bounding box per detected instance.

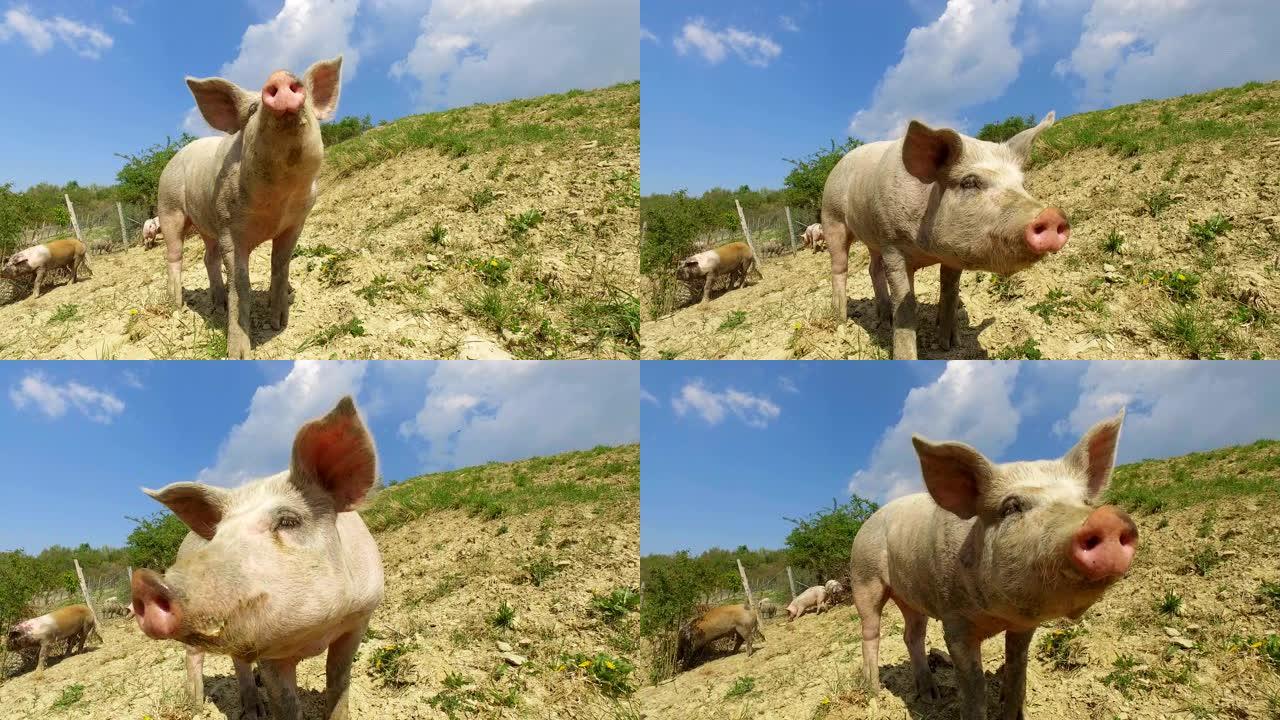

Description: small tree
[976,114,1036,143]
[782,138,862,216]
[784,495,879,582]
[320,114,374,147]
[125,512,189,570]
[115,135,197,217]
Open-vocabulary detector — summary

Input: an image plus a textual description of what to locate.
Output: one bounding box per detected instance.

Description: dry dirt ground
[0,82,639,360]
[638,443,1280,720]
[0,445,641,720]
[642,81,1280,360]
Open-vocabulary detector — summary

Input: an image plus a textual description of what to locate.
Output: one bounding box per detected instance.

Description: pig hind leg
[867,248,891,326]
[201,234,227,312]
[234,658,267,719]
[895,601,940,701]
[159,210,188,307]
[936,265,961,350]
[825,220,853,322]
[851,578,890,693]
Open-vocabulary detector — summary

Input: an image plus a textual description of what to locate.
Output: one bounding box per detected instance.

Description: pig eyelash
[272,512,302,531]
[959,175,982,190]
[1000,496,1024,517]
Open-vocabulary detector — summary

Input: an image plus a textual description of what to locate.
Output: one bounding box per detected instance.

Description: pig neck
[237,115,323,220]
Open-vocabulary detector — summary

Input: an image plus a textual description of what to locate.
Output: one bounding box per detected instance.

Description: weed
[725,676,756,699]
[48,304,78,324]
[471,257,512,286]
[994,337,1043,360]
[1260,581,1280,611]
[1190,546,1222,576]
[296,317,365,353]
[368,643,414,687]
[426,223,448,246]
[1102,654,1148,697]
[526,554,558,586]
[557,652,635,697]
[1150,304,1228,359]
[591,588,640,623]
[535,516,553,546]
[988,274,1021,300]
[463,287,515,332]
[357,275,394,305]
[506,210,544,238]
[319,251,356,286]
[571,285,641,357]
[1028,288,1071,324]
[718,310,747,332]
[491,601,517,629]
[1037,625,1088,670]
[1196,507,1216,538]
[658,349,680,360]
[1149,269,1201,304]
[1142,188,1179,217]
[1102,230,1125,254]
[51,684,84,710]
[411,574,465,606]
[1188,213,1232,249]
[1156,592,1183,616]
[469,187,496,213]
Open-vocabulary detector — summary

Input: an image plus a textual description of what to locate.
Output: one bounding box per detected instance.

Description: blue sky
[0,0,639,189]
[640,0,1280,194]
[640,361,1280,555]
[1,360,638,553]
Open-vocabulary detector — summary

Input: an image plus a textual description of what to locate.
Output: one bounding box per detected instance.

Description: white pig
[1,237,89,300]
[822,113,1069,358]
[785,585,829,621]
[131,396,383,720]
[802,223,825,252]
[676,241,758,304]
[157,57,342,358]
[6,604,100,673]
[850,411,1136,720]
[142,217,162,248]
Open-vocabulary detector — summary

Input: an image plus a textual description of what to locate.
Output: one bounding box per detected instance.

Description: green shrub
[976,114,1037,143]
[784,496,878,581]
[125,512,189,570]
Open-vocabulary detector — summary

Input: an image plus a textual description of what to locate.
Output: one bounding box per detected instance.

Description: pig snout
[1025,207,1070,255]
[262,72,305,117]
[131,569,184,640]
[1069,505,1137,581]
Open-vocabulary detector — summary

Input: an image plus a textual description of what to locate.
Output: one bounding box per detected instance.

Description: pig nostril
[1082,535,1101,551]
[154,596,171,614]
[1034,223,1047,235]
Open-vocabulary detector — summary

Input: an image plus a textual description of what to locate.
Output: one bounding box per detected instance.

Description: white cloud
[9,374,125,424]
[778,376,799,394]
[1057,362,1280,464]
[779,15,799,32]
[1054,0,1280,109]
[182,0,361,136]
[671,380,781,429]
[196,361,367,486]
[849,0,1023,140]
[399,361,639,470]
[848,362,1022,501]
[389,0,639,111]
[121,370,145,390]
[640,388,659,405]
[673,17,781,68]
[111,6,133,24]
[641,25,659,44]
[0,5,113,59]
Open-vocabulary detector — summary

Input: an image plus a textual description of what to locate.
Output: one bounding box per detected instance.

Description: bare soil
[0,83,639,360]
[0,446,641,720]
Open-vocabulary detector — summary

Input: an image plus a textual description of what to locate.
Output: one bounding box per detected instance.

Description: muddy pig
[803,223,825,252]
[822,112,1068,358]
[758,597,779,619]
[850,411,1135,720]
[1,237,89,300]
[786,585,829,621]
[677,604,762,670]
[7,604,100,673]
[158,56,342,358]
[824,579,845,602]
[676,241,758,304]
[131,396,384,720]
[142,217,162,248]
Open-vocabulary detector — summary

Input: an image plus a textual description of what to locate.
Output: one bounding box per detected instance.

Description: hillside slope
[0,82,639,360]
[638,440,1280,720]
[0,445,641,720]
[642,80,1279,360]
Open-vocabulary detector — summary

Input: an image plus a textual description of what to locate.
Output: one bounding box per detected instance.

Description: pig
[785,585,829,621]
[142,217,162,248]
[676,604,763,670]
[157,57,343,359]
[1,237,89,299]
[821,113,1069,359]
[824,579,845,603]
[676,241,758,304]
[100,595,134,619]
[6,604,101,673]
[849,411,1135,720]
[803,223,825,252]
[130,396,384,720]
[758,597,779,619]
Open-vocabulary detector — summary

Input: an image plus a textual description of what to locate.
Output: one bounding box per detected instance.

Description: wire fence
[25,199,152,255]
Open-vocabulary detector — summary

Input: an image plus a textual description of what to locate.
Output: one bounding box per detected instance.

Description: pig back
[43,238,84,267]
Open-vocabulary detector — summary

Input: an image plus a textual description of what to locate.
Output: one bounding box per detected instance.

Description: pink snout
[1069,505,1138,581]
[131,569,183,640]
[261,71,305,117]
[1025,207,1070,254]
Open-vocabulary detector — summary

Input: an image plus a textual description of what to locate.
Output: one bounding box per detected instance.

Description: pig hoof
[227,336,251,359]
[269,304,289,331]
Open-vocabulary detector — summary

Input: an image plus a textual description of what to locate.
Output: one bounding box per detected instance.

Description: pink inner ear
[297,419,374,511]
[1082,427,1118,496]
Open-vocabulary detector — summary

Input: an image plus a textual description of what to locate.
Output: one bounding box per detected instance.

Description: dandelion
[130,308,139,315]
[1177,273,1186,281]
[793,321,802,330]
[578,660,591,668]
[604,660,615,670]
[555,664,566,672]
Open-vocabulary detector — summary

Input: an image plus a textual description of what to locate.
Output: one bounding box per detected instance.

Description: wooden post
[116,202,128,247]
[736,558,760,628]
[786,566,797,600]
[734,199,764,276]
[785,206,796,252]
[73,559,99,631]
[64,194,83,245]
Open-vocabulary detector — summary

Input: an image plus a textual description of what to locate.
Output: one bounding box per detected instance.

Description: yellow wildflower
[578,660,591,668]
[604,661,615,670]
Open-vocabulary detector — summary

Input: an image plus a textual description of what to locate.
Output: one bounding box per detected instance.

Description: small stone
[1163,626,1180,637]
[1219,550,1238,558]
[1185,624,1201,633]
[501,652,527,666]
[1170,637,1196,649]
[518,638,532,647]
[496,641,513,653]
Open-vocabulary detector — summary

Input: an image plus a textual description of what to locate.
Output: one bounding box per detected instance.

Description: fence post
[73,559,100,632]
[786,566,797,600]
[785,206,796,252]
[116,202,128,247]
[736,558,761,628]
[734,198,764,276]
[64,194,83,246]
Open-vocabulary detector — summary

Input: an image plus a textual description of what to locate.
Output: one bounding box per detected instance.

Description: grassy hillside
[0,82,640,360]
[0,444,641,720]
[638,439,1280,719]
[641,79,1279,360]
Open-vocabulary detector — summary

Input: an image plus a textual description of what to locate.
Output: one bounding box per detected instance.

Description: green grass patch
[1105,439,1279,512]
[725,676,756,699]
[718,310,748,332]
[1028,288,1071,324]
[569,285,640,358]
[471,257,512,286]
[1148,269,1201,304]
[994,337,1043,360]
[491,601,517,629]
[1037,625,1088,670]
[357,275,395,305]
[368,643,414,687]
[1101,654,1151,698]
[506,209,544,239]
[1102,230,1125,254]
[1187,213,1232,249]
[51,684,84,710]
[1149,304,1231,359]
[295,316,365,354]
[1259,581,1280,611]
[48,304,78,324]
[556,652,635,698]
[1142,188,1179,217]
[525,554,558,586]
[1191,546,1222,576]
[426,223,447,246]
[1157,592,1183,616]
[591,587,641,624]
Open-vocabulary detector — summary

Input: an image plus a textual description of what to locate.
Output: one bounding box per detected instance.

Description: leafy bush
[784,496,878,581]
[320,115,374,147]
[114,135,196,215]
[976,114,1037,143]
[125,512,189,570]
[781,137,862,213]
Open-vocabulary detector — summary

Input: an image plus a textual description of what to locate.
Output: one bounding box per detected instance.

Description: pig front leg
[260,657,303,720]
[185,645,204,708]
[999,629,1034,720]
[222,236,253,360]
[234,658,266,719]
[269,228,302,331]
[942,619,987,720]
[31,266,45,299]
[324,629,364,720]
[35,639,49,673]
[937,265,962,350]
[898,604,940,701]
[882,250,919,360]
[202,235,227,312]
[868,248,891,327]
[701,274,713,304]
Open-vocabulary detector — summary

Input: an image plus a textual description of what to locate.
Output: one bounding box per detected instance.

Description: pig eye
[959,175,982,190]
[1000,497,1024,517]
[272,512,303,531]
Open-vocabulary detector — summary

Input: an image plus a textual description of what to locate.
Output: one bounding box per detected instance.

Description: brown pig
[1,237,89,299]
[157,57,343,358]
[850,411,1136,720]
[676,241,758,304]
[6,604,101,673]
[676,603,763,670]
[130,396,384,720]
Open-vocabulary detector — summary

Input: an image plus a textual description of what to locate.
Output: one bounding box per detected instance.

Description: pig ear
[143,482,228,541]
[911,435,994,519]
[902,121,964,184]
[1063,408,1125,500]
[187,77,255,133]
[291,395,376,512]
[1004,111,1055,167]
[304,55,342,122]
